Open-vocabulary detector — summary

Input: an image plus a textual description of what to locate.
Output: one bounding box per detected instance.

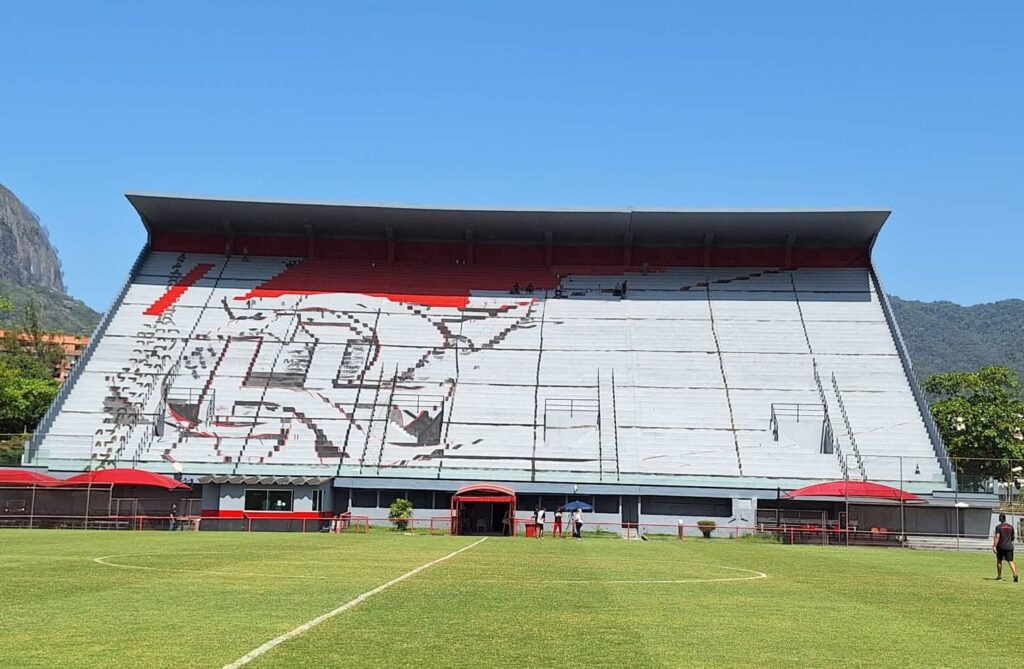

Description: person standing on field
[993,513,1018,582]
[573,508,583,539]
[553,507,563,538]
[535,506,546,538]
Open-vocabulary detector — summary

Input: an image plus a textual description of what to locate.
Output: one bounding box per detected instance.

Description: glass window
[542,495,567,510]
[406,490,431,510]
[378,489,405,508]
[594,495,619,514]
[640,496,731,518]
[569,495,595,509]
[434,492,453,509]
[352,489,377,508]
[333,488,351,512]
[517,494,539,510]
[244,490,268,511]
[312,489,323,512]
[267,490,293,512]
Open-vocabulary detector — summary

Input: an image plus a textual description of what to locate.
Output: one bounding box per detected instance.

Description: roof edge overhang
[126,192,890,251]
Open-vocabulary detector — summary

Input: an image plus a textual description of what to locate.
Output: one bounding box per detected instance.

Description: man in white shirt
[535,506,546,538]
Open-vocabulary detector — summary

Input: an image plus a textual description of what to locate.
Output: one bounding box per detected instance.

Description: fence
[800,454,1017,549]
[847,453,1023,497]
[0,483,202,530]
[2,453,1022,548]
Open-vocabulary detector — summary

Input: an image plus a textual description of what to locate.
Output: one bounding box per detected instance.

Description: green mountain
[0,183,101,336]
[889,296,1024,382]
[0,279,101,335]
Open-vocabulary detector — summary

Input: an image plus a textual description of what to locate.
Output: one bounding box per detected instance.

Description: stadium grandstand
[21,194,971,534]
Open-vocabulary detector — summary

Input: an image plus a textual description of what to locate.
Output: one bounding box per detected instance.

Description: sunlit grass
[1,530,1014,668]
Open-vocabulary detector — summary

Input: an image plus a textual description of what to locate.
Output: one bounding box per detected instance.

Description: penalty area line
[220,536,488,669]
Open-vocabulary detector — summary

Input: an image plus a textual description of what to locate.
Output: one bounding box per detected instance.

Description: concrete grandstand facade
[24,195,958,532]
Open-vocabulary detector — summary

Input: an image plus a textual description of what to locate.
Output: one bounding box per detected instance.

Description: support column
[386,226,396,263]
[785,232,796,268]
[221,220,234,256]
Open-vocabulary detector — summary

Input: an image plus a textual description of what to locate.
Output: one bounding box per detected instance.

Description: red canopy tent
[785,480,923,503]
[451,483,517,536]
[0,469,61,486]
[61,468,190,490]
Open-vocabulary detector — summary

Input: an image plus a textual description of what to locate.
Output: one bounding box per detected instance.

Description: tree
[0,301,64,463]
[924,366,1024,479]
[0,295,11,311]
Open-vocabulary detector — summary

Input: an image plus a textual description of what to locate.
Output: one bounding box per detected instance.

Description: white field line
[221,536,488,669]
[93,552,331,580]
[0,555,91,560]
[94,552,765,586]
[552,564,769,584]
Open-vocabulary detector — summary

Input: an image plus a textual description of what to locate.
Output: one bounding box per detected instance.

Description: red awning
[0,469,61,486]
[785,481,923,502]
[454,495,516,504]
[453,483,516,498]
[62,468,191,490]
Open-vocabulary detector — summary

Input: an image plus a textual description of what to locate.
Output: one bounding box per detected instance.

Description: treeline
[0,302,64,465]
[890,296,1024,382]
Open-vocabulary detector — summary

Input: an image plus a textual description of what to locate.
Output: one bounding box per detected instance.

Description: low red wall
[200,509,332,519]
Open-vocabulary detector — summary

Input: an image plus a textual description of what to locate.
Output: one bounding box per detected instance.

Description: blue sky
[1,2,1020,310]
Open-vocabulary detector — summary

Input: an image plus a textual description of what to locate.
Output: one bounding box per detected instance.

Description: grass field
[0,529,1016,668]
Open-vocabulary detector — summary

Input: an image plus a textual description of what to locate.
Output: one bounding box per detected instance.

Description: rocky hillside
[0,184,65,292]
[0,183,100,335]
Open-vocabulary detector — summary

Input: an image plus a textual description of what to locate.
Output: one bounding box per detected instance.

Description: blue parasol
[563,500,593,511]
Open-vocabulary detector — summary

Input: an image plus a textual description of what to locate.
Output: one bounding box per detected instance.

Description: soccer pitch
[0,530,1014,668]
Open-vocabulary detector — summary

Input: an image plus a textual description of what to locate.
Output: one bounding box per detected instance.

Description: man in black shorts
[992,513,1018,582]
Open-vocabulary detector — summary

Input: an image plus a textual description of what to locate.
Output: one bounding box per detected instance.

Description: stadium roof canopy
[126,193,890,248]
[0,469,62,486]
[62,468,191,490]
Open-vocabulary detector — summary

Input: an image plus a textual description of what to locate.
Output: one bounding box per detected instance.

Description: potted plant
[697,520,716,539]
[389,498,413,532]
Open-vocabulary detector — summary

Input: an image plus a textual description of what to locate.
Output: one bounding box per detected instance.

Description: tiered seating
[29,252,948,490]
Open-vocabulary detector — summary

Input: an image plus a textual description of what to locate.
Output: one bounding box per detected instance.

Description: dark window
[406,490,432,510]
[434,492,453,509]
[568,495,595,510]
[542,495,567,510]
[352,489,377,508]
[333,488,351,512]
[268,490,293,511]
[594,495,619,514]
[378,489,405,508]
[517,494,540,510]
[245,489,293,512]
[640,496,731,518]
[312,489,323,512]
[245,490,268,511]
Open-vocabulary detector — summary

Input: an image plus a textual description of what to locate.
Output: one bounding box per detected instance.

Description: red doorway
[451,484,517,536]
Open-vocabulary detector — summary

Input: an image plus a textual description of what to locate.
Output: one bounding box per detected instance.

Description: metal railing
[544,398,600,416]
[812,361,848,478]
[768,402,827,448]
[870,267,956,489]
[24,243,152,465]
[831,372,866,480]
